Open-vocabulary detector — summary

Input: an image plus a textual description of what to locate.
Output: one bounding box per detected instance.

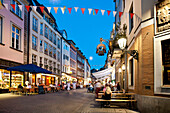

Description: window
[49,60,52,71]
[32,54,37,64]
[162,39,170,85]
[49,30,52,42]
[129,3,133,34]
[123,0,125,12]
[44,25,48,38]
[40,57,43,67]
[53,33,56,45]
[44,42,48,55]
[44,58,48,69]
[57,38,60,49]
[32,35,37,50]
[39,40,43,52]
[129,58,134,86]
[11,0,22,18]
[57,51,60,62]
[49,45,52,57]
[0,17,2,43]
[53,47,56,59]
[11,25,20,50]
[40,23,43,35]
[32,16,38,32]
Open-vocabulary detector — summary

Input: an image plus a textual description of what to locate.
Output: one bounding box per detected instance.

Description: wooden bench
[96,93,136,108]
[95,99,136,108]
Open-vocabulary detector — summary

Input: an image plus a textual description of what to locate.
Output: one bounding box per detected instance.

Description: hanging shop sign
[155,0,170,33]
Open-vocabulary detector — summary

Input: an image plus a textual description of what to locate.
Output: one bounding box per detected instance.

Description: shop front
[61,73,77,84]
[0,69,24,93]
[154,0,170,95]
[28,73,58,86]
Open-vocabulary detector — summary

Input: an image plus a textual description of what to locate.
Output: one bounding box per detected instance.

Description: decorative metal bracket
[127,50,138,60]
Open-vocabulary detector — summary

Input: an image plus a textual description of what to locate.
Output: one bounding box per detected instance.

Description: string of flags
[1,3,135,18]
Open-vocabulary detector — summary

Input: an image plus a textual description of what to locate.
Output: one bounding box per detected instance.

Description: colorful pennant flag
[54,7,58,14]
[130,13,134,19]
[18,5,22,11]
[93,9,95,15]
[40,6,44,13]
[81,8,85,14]
[119,12,123,18]
[68,8,72,14]
[11,4,15,11]
[25,6,30,12]
[0,1,3,9]
[4,4,8,10]
[60,6,66,14]
[101,10,105,15]
[74,7,78,12]
[88,8,92,15]
[113,11,117,17]
[95,9,99,14]
[32,6,37,11]
[47,7,51,13]
[107,10,111,16]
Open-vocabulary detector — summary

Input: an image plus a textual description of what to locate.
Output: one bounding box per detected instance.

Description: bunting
[113,11,117,17]
[130,13,134,19]
[54,7,58,14]
[32,6,37,11]
[60,6,66,14]
[1,4,137,19]
[74,7,78,12]
[25,6,30,12]
[68,8,72,14]
[4,4,8,10]
[101,10,105,15]
[95,9,99,14]
[47,7,51,13]
[11,4,15,11]
[107,10,111,16]
[81,8,85,14]
[40,6,44,13]
[119,12,123,18]
[88,8,92,15]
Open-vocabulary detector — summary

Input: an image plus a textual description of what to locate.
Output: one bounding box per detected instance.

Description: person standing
[95,80,102,98]
[67,81,71,91]
[73,81,76,90]
[116,82,120,91]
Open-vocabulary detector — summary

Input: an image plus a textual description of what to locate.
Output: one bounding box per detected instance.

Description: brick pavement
[0,89,139,113]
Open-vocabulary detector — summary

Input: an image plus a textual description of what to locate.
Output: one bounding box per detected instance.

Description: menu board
[162,39,170,65]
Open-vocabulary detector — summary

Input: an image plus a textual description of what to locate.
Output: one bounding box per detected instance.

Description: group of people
[94,80,121,98]
[58,81,77,91]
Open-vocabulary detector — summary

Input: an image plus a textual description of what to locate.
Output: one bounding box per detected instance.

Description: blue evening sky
[37,0,115,69]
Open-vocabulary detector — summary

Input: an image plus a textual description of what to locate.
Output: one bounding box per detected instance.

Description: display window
[0,69,10,89]
[0,69,23,89]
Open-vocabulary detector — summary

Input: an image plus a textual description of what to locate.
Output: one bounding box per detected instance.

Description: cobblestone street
[0,89,139,113]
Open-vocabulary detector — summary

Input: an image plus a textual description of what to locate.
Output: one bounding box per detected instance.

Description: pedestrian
[67,81,71,91]
[73,81,76,90]
[95,80,102,98]
[103,84,112,107]
[116,82,120,91]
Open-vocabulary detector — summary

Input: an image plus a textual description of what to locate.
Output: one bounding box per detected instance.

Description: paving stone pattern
[0,89,139,113]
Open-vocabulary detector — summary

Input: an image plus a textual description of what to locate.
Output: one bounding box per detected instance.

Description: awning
[92,68,113,79]
[7,64,52,74]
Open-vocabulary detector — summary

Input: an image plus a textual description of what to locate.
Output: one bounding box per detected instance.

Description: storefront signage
[156,0,170,33]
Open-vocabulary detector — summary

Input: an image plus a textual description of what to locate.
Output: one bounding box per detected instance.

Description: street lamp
[118,38,127,50]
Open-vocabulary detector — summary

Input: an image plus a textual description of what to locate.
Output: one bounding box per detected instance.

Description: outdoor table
[98,92,135,98]
[23,88,35,96]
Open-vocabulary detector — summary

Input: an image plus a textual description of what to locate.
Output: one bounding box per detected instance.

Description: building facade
[113,0,170,112]
[0,0,28,90]
[84,59,91,85]
[27,0,62,86]
[68,40,77,80]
